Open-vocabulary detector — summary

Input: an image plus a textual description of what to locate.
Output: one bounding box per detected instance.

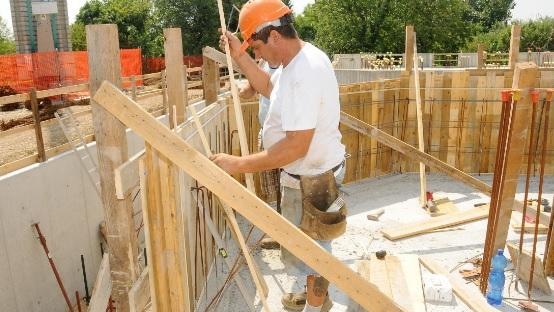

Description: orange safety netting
[143,55,203,73]
[0,49,142,93]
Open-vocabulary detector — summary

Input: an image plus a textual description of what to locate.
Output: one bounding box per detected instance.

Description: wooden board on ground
[382,205,489,240]
[507,243,552,294]
[510,211,548,234]
[419,256,497,312]
[351,254,425,312]
[430,197,459,217]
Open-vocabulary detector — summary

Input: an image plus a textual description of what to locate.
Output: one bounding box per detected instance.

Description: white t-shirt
[262,43,345,176]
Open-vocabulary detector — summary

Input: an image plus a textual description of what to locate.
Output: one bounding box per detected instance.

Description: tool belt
[299,170,347,241]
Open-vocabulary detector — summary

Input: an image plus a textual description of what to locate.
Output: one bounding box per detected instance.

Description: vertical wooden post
[492,62,537,253]
[477,44,485,69]
[404,25,414,72]
[413,33,427,207]
[130,76,137,101]
[86,24,138,312]
[202,48,220,104]
[164,28,186,125]
[30,88,46,162]
[509,24,521,69]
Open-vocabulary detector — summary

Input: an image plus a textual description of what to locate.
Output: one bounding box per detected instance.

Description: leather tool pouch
[299,170,347,241]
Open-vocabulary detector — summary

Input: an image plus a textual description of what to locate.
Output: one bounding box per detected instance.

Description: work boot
[281,292,332,312]
[260,237,280,249]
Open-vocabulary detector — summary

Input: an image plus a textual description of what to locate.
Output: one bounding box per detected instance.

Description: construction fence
[0,49,142,92]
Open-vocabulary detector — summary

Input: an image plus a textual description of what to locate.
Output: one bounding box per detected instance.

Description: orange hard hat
[238,0,293,52]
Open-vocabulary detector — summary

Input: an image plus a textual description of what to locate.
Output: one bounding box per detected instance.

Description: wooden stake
[86,24,138,311]
[93,81,405,312]
[509,24,521,69]
[404,25,414,72]
[216,0,256,191]
[164,28,186,124]
[477,44,485,69]
[30,88,46,162]
[189,105,270,310]
[413,33,427,207]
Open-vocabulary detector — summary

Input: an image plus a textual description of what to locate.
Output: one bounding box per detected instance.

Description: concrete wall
[0,124,146,312]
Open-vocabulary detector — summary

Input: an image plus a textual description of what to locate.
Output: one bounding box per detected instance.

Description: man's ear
[269,29,280,44]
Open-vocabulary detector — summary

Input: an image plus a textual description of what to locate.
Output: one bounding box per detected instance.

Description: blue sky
[2,0,554,34]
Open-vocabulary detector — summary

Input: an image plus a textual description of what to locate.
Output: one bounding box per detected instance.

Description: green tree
[70,22,87,51]
[153,0,293,55]
[75,0,162,56]
[0,16,16,55]
[465,18,554,52]
[299,0,475,55]
[467,0,515,30]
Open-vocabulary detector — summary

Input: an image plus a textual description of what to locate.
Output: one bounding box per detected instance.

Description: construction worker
[211,0,346,311]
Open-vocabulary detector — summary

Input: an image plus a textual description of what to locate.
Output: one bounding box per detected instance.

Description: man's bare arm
[210,129,315,174]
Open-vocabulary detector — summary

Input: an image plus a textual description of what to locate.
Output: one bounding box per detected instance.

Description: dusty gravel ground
[0,88,205,167]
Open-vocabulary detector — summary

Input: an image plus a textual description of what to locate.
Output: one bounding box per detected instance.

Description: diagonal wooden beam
[202,46,242,74]
[340,112,492,195]
[93,81,405,312]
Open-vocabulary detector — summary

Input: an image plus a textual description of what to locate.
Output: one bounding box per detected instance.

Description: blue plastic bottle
[486,249,508,305]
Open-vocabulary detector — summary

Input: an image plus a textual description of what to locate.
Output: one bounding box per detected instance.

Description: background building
[9,0,71,53]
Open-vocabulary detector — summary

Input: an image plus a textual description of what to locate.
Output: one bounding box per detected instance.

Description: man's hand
[210,153,244,175]
[219,30,243,59]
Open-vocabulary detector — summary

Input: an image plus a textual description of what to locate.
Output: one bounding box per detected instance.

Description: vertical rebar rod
[33,223,74,312]
[528,97,550,298]
[80,254,90,303]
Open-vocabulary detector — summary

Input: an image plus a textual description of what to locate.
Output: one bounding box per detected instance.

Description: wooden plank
[215,0,257,192]
[413,34,427,206]
[439,72,451,164]
[114,152,143,199]
[93,82,405,312]
[370,83,381,177]
[143,146,171,312]
[474,76,486,173]
[88,253,112,312]
[353,255,425,312]
[29,89,46,162]
[419,256,498,312]
[382,82,395,174]
[508,24,521,69]
[164,28,187,125]
[382,205,489,240]
[129,268,150,312]
[202,55,219,105]
[447,73,462,167]
[451,72,470,170]
[86,24,138,311]
[340,112,492,195]
[386,255,426,312]
[510,211,548,234]
[0,93,29,106]
[35,83,89,98]
[464,76,478,173]
[202,46,242,74]
[491,63,537,253]
[488,74,504,173]
[507,243,551,294]
[404,25,414,72]
[359,82,373,179]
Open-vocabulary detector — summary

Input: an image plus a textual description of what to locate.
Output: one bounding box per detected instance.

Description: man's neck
[281,38,304,67]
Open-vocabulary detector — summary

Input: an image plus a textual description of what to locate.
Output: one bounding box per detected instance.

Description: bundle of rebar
[480,89,517,293]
